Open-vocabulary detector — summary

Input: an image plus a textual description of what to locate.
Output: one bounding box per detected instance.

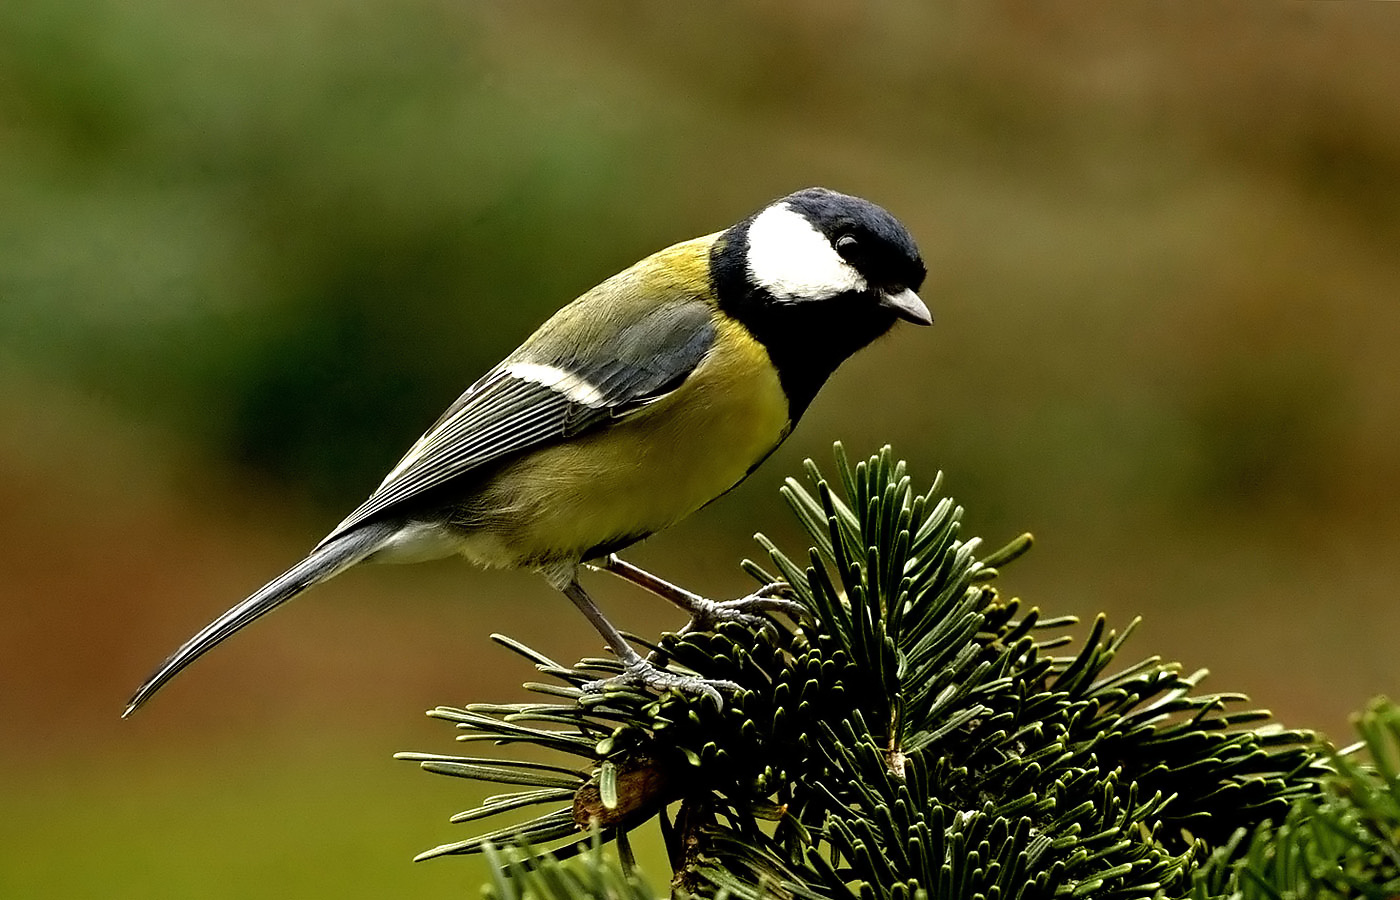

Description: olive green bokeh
[3,2,1399,898]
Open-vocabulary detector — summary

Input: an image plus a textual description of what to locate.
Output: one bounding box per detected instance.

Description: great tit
[123,187,929,716]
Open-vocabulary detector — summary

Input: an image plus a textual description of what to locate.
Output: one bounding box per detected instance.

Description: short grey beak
[879,287,932,325]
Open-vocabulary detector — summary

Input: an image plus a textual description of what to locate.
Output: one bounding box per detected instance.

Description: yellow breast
[454,316,790,570]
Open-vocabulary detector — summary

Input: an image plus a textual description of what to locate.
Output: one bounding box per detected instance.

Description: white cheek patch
[745,203,867,301]
[503,362,607,408]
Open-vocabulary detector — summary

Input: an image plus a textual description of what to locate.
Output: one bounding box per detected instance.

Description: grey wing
[318,300,717,545]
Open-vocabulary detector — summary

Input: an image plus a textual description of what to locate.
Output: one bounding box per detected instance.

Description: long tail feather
[122,523,395,717]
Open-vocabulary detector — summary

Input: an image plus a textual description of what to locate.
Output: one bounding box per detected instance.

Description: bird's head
[712,187,930,416]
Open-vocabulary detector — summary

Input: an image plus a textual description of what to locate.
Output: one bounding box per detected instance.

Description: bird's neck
[711,232,896,421]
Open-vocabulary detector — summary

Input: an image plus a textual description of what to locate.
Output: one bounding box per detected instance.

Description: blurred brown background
[3,2,1398,896]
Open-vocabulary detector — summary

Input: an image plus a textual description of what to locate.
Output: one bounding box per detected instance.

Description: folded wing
[320,299,717,544]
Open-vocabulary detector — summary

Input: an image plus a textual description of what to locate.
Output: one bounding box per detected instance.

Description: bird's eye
[835,234,859,261]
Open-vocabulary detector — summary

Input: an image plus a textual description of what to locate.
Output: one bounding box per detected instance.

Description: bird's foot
[583,657,740,709]
[595,556,805,633]
[682,582,805,633]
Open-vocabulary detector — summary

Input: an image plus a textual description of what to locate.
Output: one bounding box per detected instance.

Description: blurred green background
[3,1,1399,896]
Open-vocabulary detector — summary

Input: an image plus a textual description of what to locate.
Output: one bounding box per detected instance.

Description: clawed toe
[583,660,739,708]
[750,581,796,600]
[686,582,806,631]
[595,558,806,635]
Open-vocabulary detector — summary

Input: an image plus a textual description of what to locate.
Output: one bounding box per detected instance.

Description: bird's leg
[551,572,739,707]
[594,554,805,634]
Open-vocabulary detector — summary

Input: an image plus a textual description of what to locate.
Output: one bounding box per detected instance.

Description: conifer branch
[399,443,1360,899]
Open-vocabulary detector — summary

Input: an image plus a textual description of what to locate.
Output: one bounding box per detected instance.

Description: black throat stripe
[709,227,898,421]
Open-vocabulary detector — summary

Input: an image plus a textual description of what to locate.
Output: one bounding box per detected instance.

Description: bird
[123,186,929,717]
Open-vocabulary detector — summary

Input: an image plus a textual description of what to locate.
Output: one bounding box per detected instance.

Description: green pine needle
[399,443,1357,899]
